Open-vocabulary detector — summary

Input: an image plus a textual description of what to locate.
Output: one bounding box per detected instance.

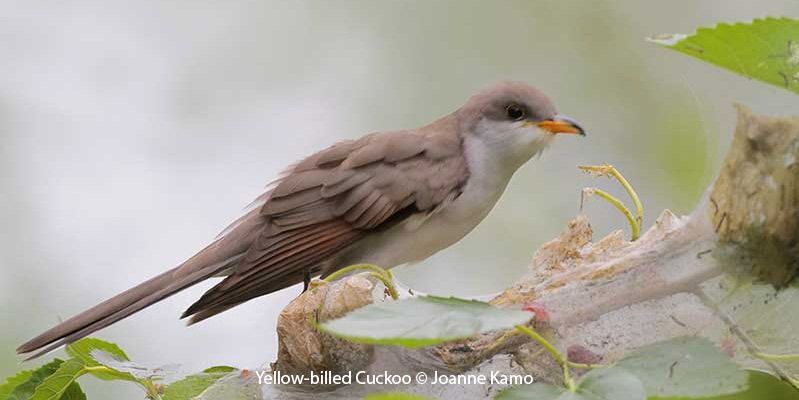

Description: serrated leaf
[195,373,262,400]
[201,366,237,374]
[714,284,799,380]
[66,338,130,364]
[162,367,237,400]
[649,18,799,94]
[0,369,34,399]
[691,370,798,400]
[616,337,748,398]
[364,392,436,400]
[51,383,85,400]
[318,296,533,348]
[65,338,137,382]
[650,370,796,400]
[6,359,65,400]
[497,367,646,400]
[29,360,87,400]
[91,350,178,381]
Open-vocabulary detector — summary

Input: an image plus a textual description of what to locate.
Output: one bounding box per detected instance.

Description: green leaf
[6,359,65,400]
[200,366,237,374]
[714,283,799,379]
[91,350,178,381]
[364,392,436,400]
[318,296,533,348]
[497,367,646,400]
[49,383,85,400]
[29,360,87,400]
[0,370,34,399]
[66,338,130,364]
[195,371,262,400]
[64,338,136,382]
[162,367,237,400]
[616,337,748,398]
[669,370,797,400]
[649,18,799,94]
[496,383,565,400]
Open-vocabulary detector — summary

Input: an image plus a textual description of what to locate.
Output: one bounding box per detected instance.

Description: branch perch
[241,105,799,399]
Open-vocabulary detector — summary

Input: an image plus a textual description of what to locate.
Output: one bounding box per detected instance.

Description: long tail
[17,208,264,359]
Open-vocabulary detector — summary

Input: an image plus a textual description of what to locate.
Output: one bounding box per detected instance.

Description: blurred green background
[1,1,798,398]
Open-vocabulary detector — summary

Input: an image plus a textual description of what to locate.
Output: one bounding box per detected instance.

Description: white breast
[344,135,516,268]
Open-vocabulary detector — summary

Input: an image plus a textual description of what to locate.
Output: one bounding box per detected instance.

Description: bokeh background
[2,1,799,398]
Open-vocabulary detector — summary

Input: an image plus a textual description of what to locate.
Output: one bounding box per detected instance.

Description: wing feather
[183,118,469,322]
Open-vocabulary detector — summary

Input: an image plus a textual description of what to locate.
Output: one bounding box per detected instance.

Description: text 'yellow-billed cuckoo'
[18,81,585,358]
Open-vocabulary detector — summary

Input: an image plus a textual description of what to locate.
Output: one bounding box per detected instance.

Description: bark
[201,106,799,399]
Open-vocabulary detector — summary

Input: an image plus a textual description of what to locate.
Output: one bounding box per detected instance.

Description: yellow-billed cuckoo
[18,81,585,358]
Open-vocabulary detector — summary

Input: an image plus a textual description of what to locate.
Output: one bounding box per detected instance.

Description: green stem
[514,326,565,365]
[83,366,163,399]
[367,272,399,300]
[324,263,393,282]
[324,263,398,300]
[485,328,525,354]
[567,361,603,369]
[585,188,640,240]
[563,363,576,392]
[515,325,576,391]
[607,166,644,227]
[82,366,113,373]
[579,164,644,240]
[142,379,163,400]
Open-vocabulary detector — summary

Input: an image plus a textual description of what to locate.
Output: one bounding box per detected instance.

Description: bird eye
[505,104,526,121]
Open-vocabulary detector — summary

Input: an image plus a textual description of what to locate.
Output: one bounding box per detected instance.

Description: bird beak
[533,115,586,136]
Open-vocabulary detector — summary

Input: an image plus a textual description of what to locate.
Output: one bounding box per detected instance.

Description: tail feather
[17,255,242,359]
[17,209,265,359]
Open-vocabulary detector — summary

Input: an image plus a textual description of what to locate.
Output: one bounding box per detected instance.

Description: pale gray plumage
[18,81,584,358]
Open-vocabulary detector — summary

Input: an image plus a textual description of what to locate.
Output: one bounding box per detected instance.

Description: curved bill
[535,114,586,136]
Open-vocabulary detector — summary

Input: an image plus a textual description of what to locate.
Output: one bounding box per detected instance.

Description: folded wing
[183,126,469,323]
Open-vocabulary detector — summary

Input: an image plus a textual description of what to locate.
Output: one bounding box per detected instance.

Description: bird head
[457,81,585,169]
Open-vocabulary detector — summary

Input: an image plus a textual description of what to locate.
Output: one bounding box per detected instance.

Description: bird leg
[302,267,314,292]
